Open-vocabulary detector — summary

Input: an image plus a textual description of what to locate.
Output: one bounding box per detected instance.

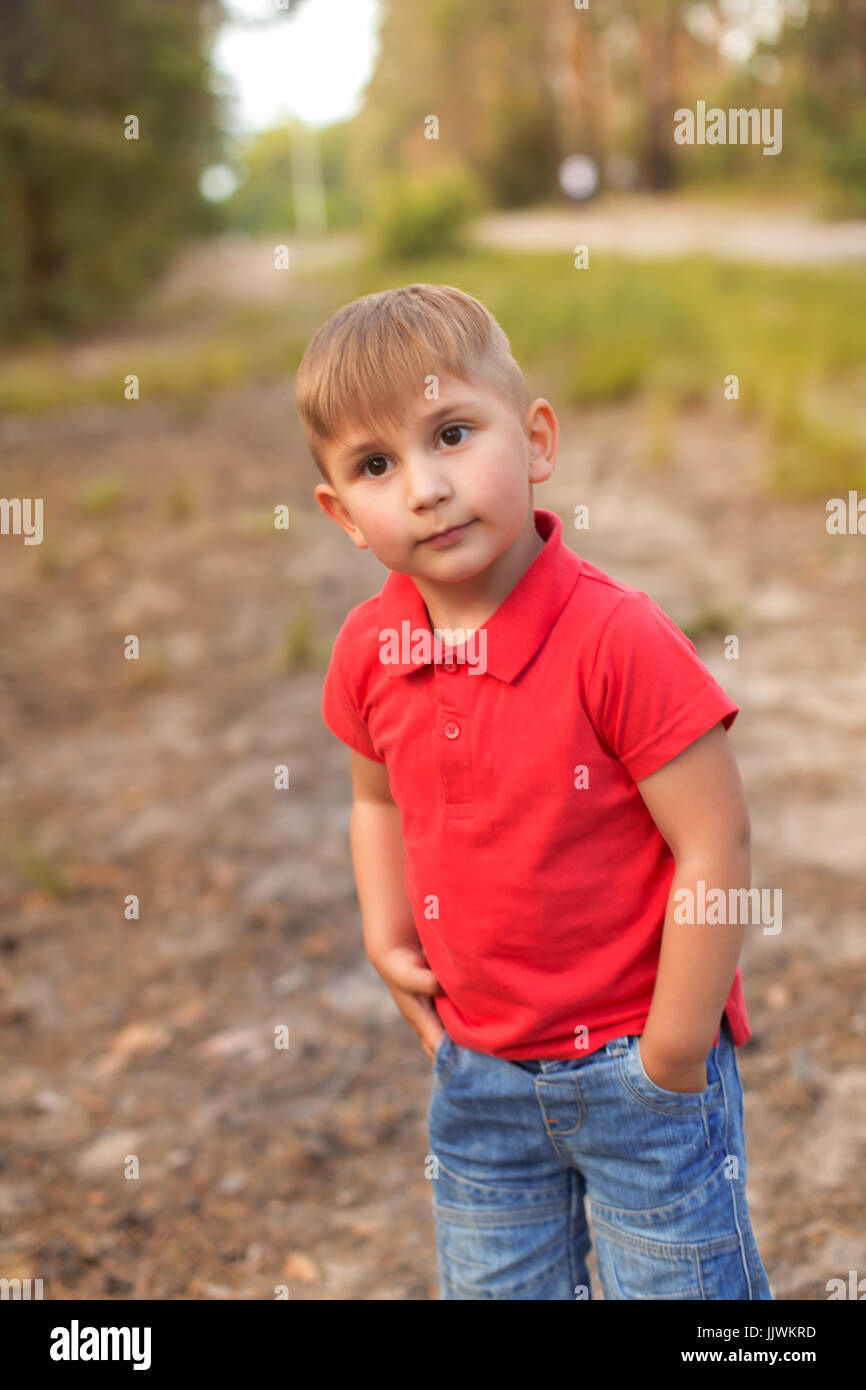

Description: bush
[363,165,484,262]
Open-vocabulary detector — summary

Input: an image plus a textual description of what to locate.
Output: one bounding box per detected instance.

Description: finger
[403,997,444,1054]
[388,961,444,996]
[421,1029,444,1061]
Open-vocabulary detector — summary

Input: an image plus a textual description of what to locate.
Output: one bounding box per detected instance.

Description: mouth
[420,520,475,546]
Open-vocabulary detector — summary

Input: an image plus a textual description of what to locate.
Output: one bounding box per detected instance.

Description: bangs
[295,284,529,476]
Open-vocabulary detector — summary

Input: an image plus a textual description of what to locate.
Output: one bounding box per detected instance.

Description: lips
[422,520,474,543]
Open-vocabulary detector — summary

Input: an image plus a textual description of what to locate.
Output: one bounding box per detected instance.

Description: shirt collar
[376,508,581,683]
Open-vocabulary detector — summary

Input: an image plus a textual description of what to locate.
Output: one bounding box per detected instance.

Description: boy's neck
[414,512,546,635]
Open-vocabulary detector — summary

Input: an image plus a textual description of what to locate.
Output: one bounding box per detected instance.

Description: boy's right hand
[369,942,446,1061]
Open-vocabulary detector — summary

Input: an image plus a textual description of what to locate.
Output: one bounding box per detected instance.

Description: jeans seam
[567,1168,578,1297]
[716,1027,755,1299]
[591,1211,743,1260]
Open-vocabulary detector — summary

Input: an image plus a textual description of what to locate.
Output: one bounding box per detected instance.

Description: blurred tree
[780,0,866,212]
[347,0,561,212]
[566,0,703,193]
[221,118,361,235]
[0,0,229,340]
[636,0,680,190]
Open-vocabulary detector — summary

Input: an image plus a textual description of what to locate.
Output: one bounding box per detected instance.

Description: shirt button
[443,661,459,673]
[443,721,461,739]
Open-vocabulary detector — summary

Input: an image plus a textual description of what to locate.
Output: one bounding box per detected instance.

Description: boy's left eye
[440,424,470,447]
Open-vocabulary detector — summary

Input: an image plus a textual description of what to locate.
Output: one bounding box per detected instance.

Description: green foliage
[0,0,226,341]
[474,87,559,209]
[820,111,866,216]
[363,166,484,261]
[346,0,563,210]
[221,119,362,235]
[776,2,866,215]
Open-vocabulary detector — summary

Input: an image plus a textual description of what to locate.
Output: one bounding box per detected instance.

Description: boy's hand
[368,942,446,1060]
[638,1037,708,1093]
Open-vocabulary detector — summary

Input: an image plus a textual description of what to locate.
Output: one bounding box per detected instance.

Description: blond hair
[295,283,531,484]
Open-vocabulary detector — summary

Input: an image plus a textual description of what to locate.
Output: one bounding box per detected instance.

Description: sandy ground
[0,227,864,1300]
[475,193,866,264]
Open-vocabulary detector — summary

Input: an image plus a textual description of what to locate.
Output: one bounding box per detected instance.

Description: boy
[296,283,772,1301]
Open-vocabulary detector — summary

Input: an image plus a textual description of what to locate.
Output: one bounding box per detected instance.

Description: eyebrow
[338,401,478,466]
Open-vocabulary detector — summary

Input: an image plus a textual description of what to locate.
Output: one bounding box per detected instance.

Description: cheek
[472,449,529,500]
[357,508,403,550]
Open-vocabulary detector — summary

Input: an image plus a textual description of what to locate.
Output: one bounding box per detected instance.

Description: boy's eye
[359,455,391,479]
[357,423,470,478]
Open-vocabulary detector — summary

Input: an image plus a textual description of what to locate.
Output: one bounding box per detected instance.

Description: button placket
[433,660,476,816]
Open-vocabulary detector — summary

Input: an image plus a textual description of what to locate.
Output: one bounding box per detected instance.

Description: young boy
[296,282,773,1301]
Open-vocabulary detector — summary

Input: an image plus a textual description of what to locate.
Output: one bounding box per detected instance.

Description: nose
[403,446,453,511]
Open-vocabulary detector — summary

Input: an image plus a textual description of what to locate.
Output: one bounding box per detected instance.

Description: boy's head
[295,283,556,579]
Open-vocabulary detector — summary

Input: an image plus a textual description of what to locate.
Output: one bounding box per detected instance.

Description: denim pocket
[624,1033,722,1113]
[433,1029,454,1076]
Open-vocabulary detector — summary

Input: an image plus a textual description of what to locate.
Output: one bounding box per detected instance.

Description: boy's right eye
[357,455,393,479]
[358,458,391,480]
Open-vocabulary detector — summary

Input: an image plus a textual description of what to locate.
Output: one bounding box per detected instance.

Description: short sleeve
[322,623,386,763]
[586,592,739,783]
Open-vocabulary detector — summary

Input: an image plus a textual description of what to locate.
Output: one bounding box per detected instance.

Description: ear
[524,399,557,485]
[314,484,370,550]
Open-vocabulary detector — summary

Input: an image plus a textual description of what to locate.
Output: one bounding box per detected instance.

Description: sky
[212,0,382,134]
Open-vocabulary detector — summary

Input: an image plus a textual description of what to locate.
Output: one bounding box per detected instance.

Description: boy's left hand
[639,1038,708,1094]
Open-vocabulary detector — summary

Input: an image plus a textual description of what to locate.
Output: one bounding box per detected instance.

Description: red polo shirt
[322,506,751,1060]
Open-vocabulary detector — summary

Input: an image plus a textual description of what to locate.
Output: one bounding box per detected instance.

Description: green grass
[0,312,310,417]
[77,475,128,516]
[375,249,866,498]
[3,244,865,500]
[126,647,170,691]
[2,823,70,899]
[278,608,323,671]
[679,605,744,645]
[164,481,194,523]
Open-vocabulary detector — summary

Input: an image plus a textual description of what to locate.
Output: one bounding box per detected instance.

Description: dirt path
[123,192,866,319]
[475,194,866,264]
[0,286,863,1300]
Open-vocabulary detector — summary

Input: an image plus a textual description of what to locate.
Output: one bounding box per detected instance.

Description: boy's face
[312,372,557,583]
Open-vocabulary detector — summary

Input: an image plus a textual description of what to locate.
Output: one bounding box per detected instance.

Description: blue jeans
[428,1014,772,1300]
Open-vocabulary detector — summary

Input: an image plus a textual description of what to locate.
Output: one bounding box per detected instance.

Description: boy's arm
[349,751,416,959]
[634,721,751,1092]
[349,751,445,1057]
